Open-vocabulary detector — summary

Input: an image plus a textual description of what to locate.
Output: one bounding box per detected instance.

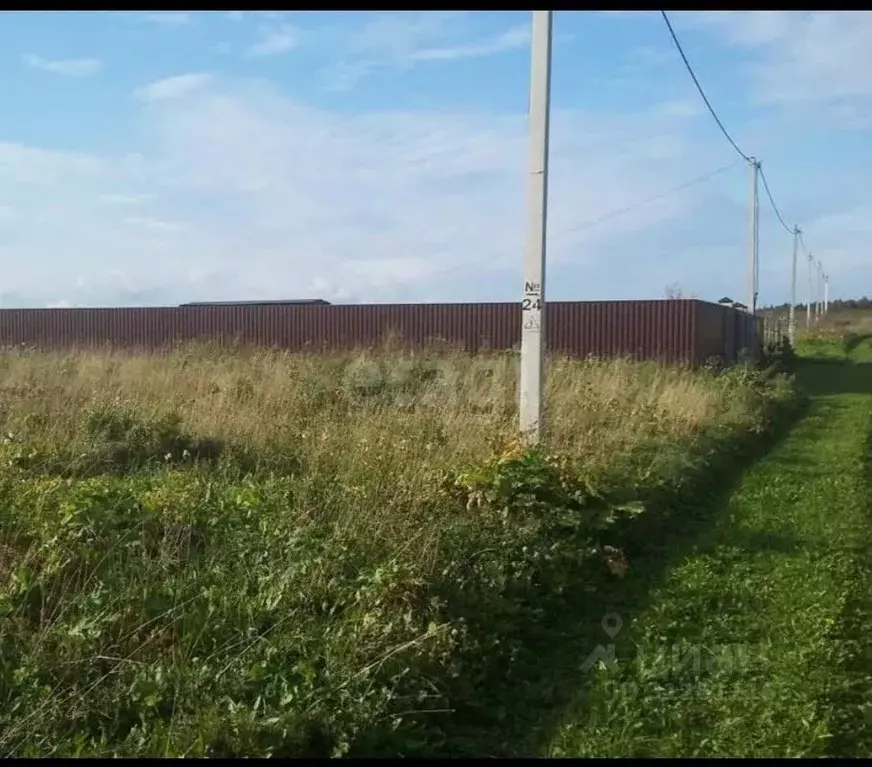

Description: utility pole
[748,158,760,315]
[789,225,799,346]
[519,9,553,444]
[816,260,824,324]
[824,274,829,315]
[806,252,814,331]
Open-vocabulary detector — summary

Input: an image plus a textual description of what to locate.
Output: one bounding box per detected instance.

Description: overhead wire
[658,8,826,308]
[438,13,822,300]
[658,10,751,165]
[659,11,799,239]
[553,159,742,238]
[758,166,793,235]
[428,159,743,283]
[798,230,817,266]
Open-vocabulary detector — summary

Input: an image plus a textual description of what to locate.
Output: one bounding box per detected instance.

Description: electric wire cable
[660,9,803,248]
[429,159,743,282]
[556,160,741,237]
[759,166,793,235]
[659,10,750,164]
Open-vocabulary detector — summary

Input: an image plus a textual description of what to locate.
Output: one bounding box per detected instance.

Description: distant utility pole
[748,157,760,315]
[519,9,553,444]
[824,273,829,315]
[806,252,814,331]
[816,260,824,323]
[789,225,799,346]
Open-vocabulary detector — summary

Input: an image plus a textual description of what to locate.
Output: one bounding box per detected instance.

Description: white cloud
[4,14,871,308]
[646,99,704,120]
[343,257,442,289]
[802,207,872,274]
[99,192,156,206]
[412,25,529,62]
[347,11,468,59]
[133,73,213,103]
[682,11,796,48]
[0,75,750,307]
[144,12,192,26]
[23,54,103,77]
[123,216,185,233]
[597,11,652,19]
[322,12,528,91]
[0,142,106,185]
[247,24,299,57]
[679,12,872,113]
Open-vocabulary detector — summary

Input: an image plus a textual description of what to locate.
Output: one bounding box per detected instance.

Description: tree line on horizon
[759,297,872,313]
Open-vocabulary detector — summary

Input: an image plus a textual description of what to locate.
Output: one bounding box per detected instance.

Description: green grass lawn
[548,339,872,757]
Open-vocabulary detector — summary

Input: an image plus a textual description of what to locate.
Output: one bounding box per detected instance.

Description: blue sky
[0,10,869,308]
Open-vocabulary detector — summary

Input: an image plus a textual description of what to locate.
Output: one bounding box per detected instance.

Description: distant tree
[758,296,871,314]
[664,283,698,300]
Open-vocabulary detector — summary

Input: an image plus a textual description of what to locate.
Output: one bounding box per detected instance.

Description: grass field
[0,344,796,757]
[762,305,872,351]
[551,330,872,757]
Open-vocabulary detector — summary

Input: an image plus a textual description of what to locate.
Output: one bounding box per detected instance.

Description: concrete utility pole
[748,158,760,315]
[789,225,799,346]
[807,252,814,331]
[816,260,824,323]
[519,9,553,444]
[824,274,829,315]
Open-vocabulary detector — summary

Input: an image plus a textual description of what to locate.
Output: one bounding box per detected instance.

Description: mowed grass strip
[549,348,872,758]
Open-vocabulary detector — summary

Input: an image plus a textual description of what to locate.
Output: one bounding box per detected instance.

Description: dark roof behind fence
[178,299,331,307]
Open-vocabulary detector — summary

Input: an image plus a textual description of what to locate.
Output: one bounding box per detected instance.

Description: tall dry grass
[0,344,792,757]
[0,343,765,475]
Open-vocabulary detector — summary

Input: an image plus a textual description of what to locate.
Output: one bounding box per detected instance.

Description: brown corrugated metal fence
[0,300,758,365]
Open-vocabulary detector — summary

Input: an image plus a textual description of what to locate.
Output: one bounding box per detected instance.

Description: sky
[0,10,869,308]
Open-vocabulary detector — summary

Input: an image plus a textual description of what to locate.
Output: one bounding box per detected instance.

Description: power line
[759,165,793,235]
[555,160,742,237]
[659,10,750,164]
[660,9,804,257]
[428,159,742,283]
